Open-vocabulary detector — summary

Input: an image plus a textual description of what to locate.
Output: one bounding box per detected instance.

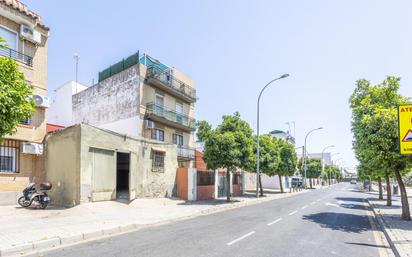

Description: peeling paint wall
[72,65,140,136]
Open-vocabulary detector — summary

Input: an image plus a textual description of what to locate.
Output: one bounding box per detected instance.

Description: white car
[350,179,357,184]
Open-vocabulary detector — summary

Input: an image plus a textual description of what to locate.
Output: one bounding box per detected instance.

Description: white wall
[47,81,87,127]
[99,116,140,138]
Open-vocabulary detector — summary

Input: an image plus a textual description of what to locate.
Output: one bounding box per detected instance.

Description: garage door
[90,147,116,201]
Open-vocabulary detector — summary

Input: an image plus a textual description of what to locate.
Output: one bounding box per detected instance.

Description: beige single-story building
[45,124,178,207]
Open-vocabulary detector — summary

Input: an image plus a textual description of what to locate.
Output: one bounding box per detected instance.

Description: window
[20,117,32,125]
[173,133,184,146]
[152,151,165,172]
[151,128,164,141]
[0,26,17,50]
[0,140,20,173]
[197,171,215,186]
[232,173,241,185]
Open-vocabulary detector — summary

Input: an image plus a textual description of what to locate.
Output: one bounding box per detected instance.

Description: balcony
[146,102,196,132]
[146,67,196,103]
[0,46,33,67]
[177,145,195,160]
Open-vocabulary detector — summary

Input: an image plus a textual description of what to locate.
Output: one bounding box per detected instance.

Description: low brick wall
[197,185,214,200]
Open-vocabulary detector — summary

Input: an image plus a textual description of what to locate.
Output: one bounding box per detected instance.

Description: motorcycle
[18,182,52,209]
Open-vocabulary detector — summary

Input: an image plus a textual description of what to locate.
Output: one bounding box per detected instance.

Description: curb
[367,199,402,257]
[0,190,309,257]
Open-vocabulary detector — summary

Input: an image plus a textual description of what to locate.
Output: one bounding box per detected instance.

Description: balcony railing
[146,102,196,130]
[177,145,195,160]
[146,66,196,101]
[0,46,33,67]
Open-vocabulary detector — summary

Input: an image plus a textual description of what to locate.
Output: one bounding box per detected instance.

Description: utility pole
[73,53,80,93]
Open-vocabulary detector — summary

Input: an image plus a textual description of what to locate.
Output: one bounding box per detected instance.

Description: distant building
[270,130,295,145]
[297,152,332,166]
[48,53,197,169]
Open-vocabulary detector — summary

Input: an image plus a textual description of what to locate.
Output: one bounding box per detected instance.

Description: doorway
[116,152,130,200]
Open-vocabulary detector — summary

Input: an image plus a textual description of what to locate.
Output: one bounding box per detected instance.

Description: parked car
[350,179,357,184]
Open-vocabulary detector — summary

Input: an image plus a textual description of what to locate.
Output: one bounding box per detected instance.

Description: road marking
[301,205,308,210]
[226,231,256,246]
[267,218,283,226]
[310,201,316,205]
[326,202,340,208]
[288,210,298,216]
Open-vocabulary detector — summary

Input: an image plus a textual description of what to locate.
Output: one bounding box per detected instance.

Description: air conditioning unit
[33,94,50,108]
[20,24,41,44]
[144,120,155,129]
[22,142,43,155]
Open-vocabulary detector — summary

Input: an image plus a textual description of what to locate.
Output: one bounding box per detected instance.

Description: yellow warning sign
[398,104,412,154]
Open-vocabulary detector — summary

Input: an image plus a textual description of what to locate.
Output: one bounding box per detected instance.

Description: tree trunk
[385,172,392,206]
[226,170,231,202]
[278,175,284,193]
[309,178,313,189]
[259,174,264,196]
[378,177,383,200]
[394,169,411,220]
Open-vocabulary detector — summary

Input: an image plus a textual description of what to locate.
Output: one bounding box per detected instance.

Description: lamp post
[303,127,323,188]
[256,74,290,198]
[321,145,335,186]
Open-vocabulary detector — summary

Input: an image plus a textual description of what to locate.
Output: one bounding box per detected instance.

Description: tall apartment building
[49,52,196,168]
[0,0,49,200]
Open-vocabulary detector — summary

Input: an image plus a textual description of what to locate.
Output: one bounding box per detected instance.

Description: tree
[306,158,322,188]
[274,139,297,193]
[350,76,412,220]
[197,112,255,201]
[0,37,35,140]
[257,134,280,195]
[298,158,322,189]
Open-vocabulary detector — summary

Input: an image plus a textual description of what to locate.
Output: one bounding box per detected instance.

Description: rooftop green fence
[98,51,140,82]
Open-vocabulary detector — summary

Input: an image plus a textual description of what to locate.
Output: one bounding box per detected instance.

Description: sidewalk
[367,188,412,257]
[0,189,307,257]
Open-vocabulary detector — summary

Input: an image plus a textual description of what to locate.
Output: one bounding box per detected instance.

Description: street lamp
[321,145,335,186]
[303,127,323,188]
[256,74,290,198]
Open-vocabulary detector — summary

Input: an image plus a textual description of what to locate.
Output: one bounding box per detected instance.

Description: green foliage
[325,165,340,179]
[298,158,322,178]
[202,112,255,172]
[196,120,212,142]
[275,139,297,177]
[350,76,412,218]
[257,134,280,176]
[201,112,255,201]
[0,56,35,140]
[306,158,322,178]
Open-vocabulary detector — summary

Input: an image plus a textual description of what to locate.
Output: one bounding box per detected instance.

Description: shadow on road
[302,212,373,233]
[345,242,391,249]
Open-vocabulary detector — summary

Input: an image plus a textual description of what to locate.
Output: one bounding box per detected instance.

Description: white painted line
[267,218,283,226]
[288,210,298,216]
[310,201,316,205]
[301,205,308,210]
[226,231,256,246]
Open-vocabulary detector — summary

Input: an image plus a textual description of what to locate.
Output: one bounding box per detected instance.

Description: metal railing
[146,102,196,129]
[146,66,196,100]
[0,46,33,67]
[177,145,195,160]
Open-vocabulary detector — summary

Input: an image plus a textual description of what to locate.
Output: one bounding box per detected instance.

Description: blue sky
[24,0,412,171]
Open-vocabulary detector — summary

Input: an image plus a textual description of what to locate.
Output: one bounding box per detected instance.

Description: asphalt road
[30,183,392,257]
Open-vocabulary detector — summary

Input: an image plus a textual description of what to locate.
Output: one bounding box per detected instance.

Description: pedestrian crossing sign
[398,104,412,154]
